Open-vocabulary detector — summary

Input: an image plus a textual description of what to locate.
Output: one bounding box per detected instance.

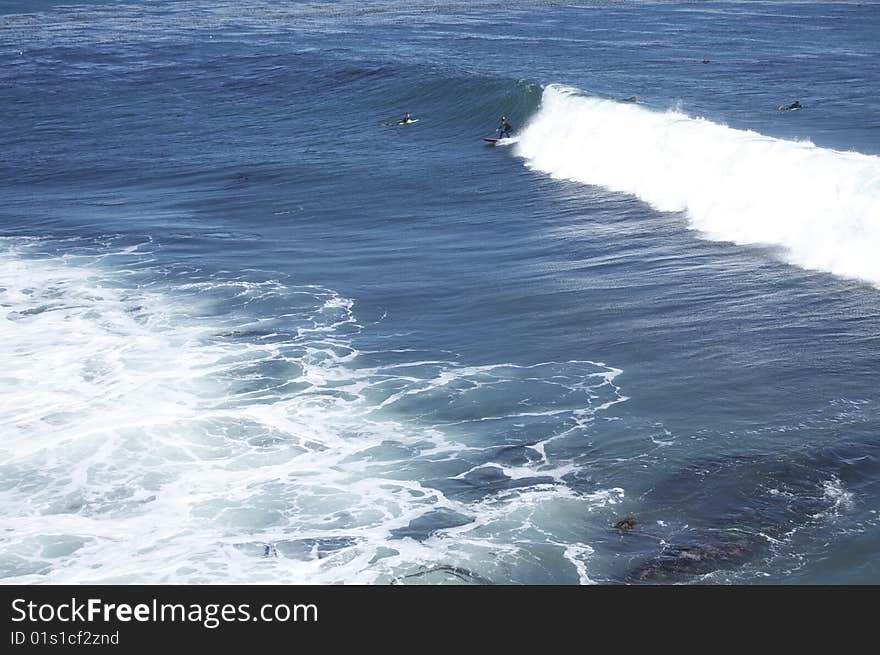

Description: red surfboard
[483,137,501,143]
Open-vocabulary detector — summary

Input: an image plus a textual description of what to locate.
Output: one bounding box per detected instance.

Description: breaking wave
[516,84,880,287]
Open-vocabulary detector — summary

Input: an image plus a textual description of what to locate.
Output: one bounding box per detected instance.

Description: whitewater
[0,236,627,583]
[4,0,880,585]
[516,85,880,287]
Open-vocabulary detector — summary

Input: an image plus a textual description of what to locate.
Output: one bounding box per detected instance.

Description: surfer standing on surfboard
[498,116,513,139]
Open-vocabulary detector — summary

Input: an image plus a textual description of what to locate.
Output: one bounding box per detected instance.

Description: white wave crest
[516,85,880,287]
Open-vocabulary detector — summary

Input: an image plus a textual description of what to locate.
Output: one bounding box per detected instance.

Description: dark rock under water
[393,564,494,585]
[389,508,474,542]
[617,439,879,583]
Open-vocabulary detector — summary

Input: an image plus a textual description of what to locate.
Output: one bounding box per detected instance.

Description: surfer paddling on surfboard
[383,112,419,126]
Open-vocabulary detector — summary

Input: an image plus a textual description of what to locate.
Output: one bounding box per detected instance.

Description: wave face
[515,85,880,287]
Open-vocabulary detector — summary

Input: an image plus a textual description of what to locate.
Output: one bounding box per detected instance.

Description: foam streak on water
[0,237,626,584]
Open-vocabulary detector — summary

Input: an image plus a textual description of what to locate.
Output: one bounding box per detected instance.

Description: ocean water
[1,0,879,584]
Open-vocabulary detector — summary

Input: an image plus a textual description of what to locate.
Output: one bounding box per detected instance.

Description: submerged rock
[394,564,493,585]
[626,534,763,582]
[389,508,474,542]
[619,439,878,583]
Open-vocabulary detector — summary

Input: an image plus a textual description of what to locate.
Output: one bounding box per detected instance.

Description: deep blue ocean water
[1,0,879,584]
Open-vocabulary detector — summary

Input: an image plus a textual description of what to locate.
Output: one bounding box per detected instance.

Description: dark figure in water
[498,115,513,139]
[623,95,638,103]
[400,112,413,124]
[778,100,802,111]
[614,517,638,531]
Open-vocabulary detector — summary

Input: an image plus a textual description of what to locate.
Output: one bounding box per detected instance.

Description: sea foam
[516,85,880,287]
[0,237,625,584]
